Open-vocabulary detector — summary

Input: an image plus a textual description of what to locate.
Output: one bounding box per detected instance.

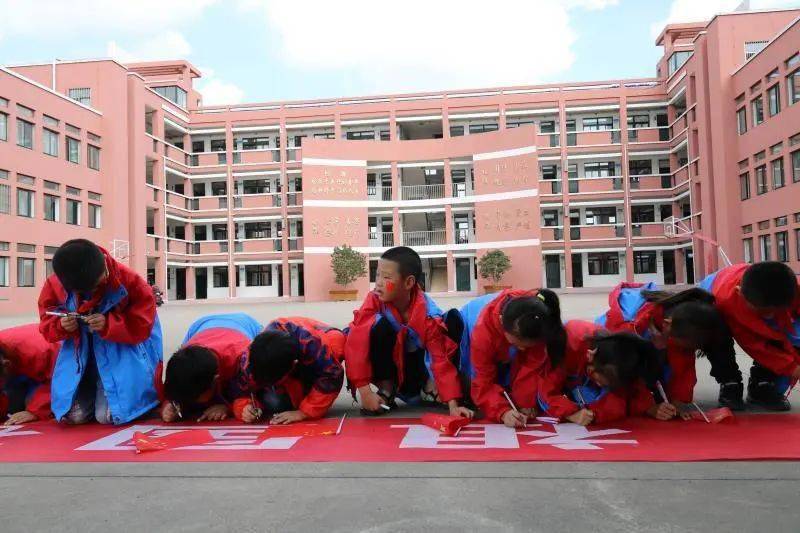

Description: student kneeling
[234,317,346,424]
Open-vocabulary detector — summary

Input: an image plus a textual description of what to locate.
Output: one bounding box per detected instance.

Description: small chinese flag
[689,407,735,424]
[133,430,215,453]
[420,413,471,436]
[262,419,341,438]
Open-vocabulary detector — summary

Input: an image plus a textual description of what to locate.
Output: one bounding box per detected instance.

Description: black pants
[368,310,464,398]
[4,377,31,414]
[706,331,779,384]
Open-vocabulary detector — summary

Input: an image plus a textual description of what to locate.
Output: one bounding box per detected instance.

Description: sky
[0,0,799,105]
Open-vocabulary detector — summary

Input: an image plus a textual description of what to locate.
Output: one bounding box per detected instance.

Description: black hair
[52,239,106,292]
[741,261,798,308]
[249,330,301,385]
[643,288,726,353]
[501,288,567,366]
[163,345,219,405]
[380,246,423,287]
[590,332,662,389]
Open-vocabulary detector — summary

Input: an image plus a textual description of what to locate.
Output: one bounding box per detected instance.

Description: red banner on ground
[0,414,797,462]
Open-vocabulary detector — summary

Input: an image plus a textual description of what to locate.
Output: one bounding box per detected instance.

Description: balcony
[232,149,280,165]
[369,232,395,247]
[190,152,228,167]
[288,237,303,251]
[146,234,161,255]
[193,241,229,254]
[164,144,191,166]
[401,184,445,201]
[535,132,560,149]
[234,238,282,253]
[368,186,393,201]
[165,238,195,254]
[629,174,674,190]
[402,230,446,246]
[566,130,621,147]
[165,191,192,211]
[454,228,475,244]
[541,227,564,241]
[540,180,562,195]
[570,224,626,240]
[451,181,474,198]
[672,164,689,184]
[567,177,623,194]
[631,222,666,237]
[627,127,669,143]
[286,192,303,206]
[195,196,228,210]
[234,193,282,209]
[669,112,689,138]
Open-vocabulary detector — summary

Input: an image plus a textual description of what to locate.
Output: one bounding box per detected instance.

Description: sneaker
[718,382,745,411]
[747,380,791,411]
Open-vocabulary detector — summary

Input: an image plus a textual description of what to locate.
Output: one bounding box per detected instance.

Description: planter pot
[484,284,512,294]
[329,289,359,301]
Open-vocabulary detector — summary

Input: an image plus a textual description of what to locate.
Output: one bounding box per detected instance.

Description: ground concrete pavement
[1,294,799,532]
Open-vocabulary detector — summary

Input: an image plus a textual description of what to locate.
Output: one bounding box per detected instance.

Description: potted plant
[329,244,367,301]
[478,249,512,293]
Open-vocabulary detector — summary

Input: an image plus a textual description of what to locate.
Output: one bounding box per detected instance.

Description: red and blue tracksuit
[344,287,461,403]
[460,289,550,422]
[596,282,697,403]
[699,264,800,392]
[231,317,346,420]
[538,320,655,423]
[155,313,262,413]
[0,323,60,420]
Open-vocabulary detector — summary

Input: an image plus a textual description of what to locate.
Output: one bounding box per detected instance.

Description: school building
[1,7,800,313]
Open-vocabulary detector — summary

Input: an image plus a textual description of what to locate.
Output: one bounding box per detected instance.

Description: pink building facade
[2,8,800,313]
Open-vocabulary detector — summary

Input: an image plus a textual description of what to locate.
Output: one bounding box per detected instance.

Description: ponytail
[501,288,567,366]
[642,287,714,309]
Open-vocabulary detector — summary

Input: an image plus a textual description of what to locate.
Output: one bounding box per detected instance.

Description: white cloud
[253,0,619,93]
[196,70,246,106]
[651,0,800,38]
[106,32,192,63]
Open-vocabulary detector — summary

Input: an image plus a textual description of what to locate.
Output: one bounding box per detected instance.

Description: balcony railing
[629,174,674,190]
[631,222,666,237]
[566,129,621,147]
[288,237,303,250]
[234,238,282,253]
[369,232,395,247]
[567,177,623,193]
[569,224,626,240]
[368,185,393,201]
[541,226,564,241]
[627,127,669,142]
[402,230,446,246]
[451,182,474,198]
[231,148,281,165]
[454,229,475,244]
[535,132,560,148]
[541,179,562,194]
[401,183,444,201]
[233,193,282,209]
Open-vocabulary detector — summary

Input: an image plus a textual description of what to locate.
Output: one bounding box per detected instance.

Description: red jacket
[704,264,800,377]
[0,324,59,419]
[38,248,157,346]
[154,326,249,408]
[538,320,655,423]
[602,283,696,403]
[468,289,550,422]
[344,287,460,400]
[232,317,345,420]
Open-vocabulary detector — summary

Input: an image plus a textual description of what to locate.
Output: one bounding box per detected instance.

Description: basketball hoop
[111,240,130,263]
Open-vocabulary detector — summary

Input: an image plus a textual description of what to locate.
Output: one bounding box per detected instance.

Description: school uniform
[538,320,655,423]
[230,317,345,420]
[0,323,59,420]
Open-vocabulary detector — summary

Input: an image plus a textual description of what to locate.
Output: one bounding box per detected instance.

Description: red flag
[261,419,342,438]
[688,407,734,424]
[420,413,471,436]
[133,430,215,453]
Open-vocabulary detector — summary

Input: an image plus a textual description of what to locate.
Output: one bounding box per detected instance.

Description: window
[540,165,558,180]
[745,40,768,60]
[210,139,226,152]
[627,115,650,128]
[66,186,81,196]
[66,199,80,225]
[468,123,498,134]
[793,150,800,182]
[239,137,269,150]
[44,194,59,221]
[751,97,764,126]
[244,222,270,239]
[194,225,208,241]
[192,140,205,153]
[245,265,271,286]
[760,234,772,260]
[211,182,226,196]
[771,142,783,155]
[768,84,781,116]
[584,162,615,178]
[243,179,269,194]
[17,119,33,149]
[736,107,747,134]
[66,137,80,163]
[0,256,7,286]
[629,160,653,175]
[777,231,789,262]
[668,51,691,75]
[633,251,657,274]
[582,117,613,131]
[43,115,58,127]
[211,224,227,240]
[585,207,617,225]
[755,165,768,194]
[776,216,788,227]
[17,258,35,287]
[539,120,556,134]
[43,128,58,156]
[17,174,34,186]
[740,172,751,200]
[212,266,229,288]
[153,86,187,108]
[743,238,754,263]
[631,205,656,223]
[587,252,619,275]
[345,130,375,140]
[88,204,101,228]
[68,88,91,106]
[772,158,785,189]
[17,189,33,217]
[0,183,8,214]
[45,259,53,278]
[0,112,6,141]
[87,145,100,170]
[788,69,800,106]
[16,104,33,118]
